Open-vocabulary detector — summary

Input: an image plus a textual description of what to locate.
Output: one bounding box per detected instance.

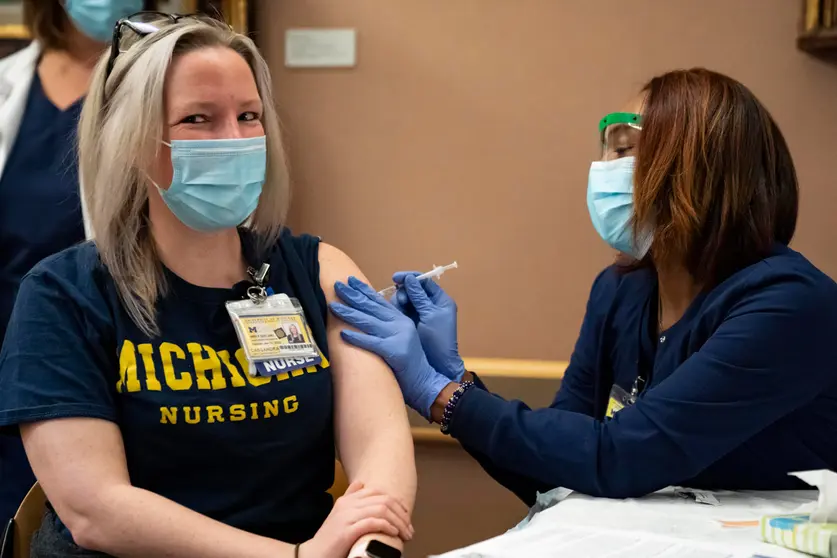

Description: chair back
[0,483,46,558]
[329,461,349,499]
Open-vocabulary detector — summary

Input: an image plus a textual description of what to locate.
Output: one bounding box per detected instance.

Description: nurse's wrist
[430,382,459,423]
[432,380,477,432]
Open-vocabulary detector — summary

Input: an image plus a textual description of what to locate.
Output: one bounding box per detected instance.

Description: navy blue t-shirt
[453,245,837,502]
[0,69,84,526]
[0,229,334,543]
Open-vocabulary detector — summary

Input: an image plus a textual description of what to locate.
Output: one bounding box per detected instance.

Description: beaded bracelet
[440,381,475,435]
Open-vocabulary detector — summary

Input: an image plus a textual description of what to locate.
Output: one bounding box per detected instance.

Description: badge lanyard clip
[630,375,646,400]
[246,263,270,303]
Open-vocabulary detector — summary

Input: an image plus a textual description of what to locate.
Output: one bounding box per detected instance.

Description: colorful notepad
[760,513,837,557]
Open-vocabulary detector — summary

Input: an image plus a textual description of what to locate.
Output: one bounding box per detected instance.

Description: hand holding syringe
[379,261,458,298]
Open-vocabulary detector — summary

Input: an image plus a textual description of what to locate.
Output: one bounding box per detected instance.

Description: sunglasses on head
[105,11,223,81]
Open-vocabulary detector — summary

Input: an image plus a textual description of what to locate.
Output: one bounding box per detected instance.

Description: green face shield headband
[599,112,643,161]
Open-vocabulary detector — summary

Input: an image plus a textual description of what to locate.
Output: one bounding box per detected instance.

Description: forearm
[73,484,292,558]
[332,347,416,549]
[430,374,549,505]
[329,354,416,554]
[331,342,416,555]
[441,386,694,498]
[328,306,417,512]
[435,387,611,496]
[340,402,416,514]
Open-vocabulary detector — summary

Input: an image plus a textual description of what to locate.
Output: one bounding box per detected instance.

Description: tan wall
[255,1,837,555]
[259,0,837,363]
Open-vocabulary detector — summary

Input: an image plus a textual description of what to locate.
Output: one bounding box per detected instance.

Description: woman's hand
[329,276,451,418]
[391,274,466,382]
[301,482,413,558]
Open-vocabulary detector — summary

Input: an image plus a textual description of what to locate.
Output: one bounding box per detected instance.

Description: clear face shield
[599,112,643,161]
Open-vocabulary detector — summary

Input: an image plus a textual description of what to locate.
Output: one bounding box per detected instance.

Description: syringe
[378,261,459,298]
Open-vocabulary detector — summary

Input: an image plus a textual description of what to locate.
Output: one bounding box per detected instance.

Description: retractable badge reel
[605,376,644,419]
[226,263,323,377]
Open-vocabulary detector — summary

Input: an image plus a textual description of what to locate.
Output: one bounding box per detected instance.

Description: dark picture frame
[0,0,28,58]
[159,0,255,35]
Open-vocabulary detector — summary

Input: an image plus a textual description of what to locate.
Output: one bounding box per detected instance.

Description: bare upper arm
[317,243,411,476]
[317,242,388,362]
[318,243,382,345]
[21,418,129,530]
[317,243,374,304]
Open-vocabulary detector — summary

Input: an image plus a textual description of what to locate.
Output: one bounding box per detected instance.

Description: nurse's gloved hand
[330,277,451,419]
[390,273,466,382]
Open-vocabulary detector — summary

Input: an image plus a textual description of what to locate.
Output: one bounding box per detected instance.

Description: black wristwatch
[366,540,402,558]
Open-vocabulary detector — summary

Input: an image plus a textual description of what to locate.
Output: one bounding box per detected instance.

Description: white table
[433,488,819,558]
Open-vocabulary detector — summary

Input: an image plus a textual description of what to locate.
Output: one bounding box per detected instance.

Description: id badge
[226,293,321,377]
[605,384,636,418]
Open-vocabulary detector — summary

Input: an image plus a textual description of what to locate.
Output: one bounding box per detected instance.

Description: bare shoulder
[317,243,371,301]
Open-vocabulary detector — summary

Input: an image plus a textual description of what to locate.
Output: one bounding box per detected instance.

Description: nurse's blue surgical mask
[157,136,267,233]
[587,156,652,259]
[65,0,144,43]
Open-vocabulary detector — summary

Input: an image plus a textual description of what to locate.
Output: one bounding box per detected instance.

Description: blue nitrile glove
[329,276,451,419]
[390,273,466,382]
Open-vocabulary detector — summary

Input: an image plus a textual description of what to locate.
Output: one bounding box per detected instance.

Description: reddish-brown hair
[23,0,71,51]
[632,68,798,286]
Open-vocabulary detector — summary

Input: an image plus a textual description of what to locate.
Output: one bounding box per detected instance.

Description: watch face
[366,540,402,558]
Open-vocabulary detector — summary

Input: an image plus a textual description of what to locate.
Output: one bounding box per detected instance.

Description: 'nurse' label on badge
[255,354,323,377]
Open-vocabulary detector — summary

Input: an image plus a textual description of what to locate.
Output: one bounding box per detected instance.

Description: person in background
[0,0,142,528]
[331,68,837,502]
[0,13,414,558]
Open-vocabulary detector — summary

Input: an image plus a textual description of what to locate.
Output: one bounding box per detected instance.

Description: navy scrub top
[452,245,837,503]
[0,70,85,526]
[0,230,335,544]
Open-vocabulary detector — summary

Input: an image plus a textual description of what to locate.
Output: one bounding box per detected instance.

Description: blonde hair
[78,17,289,336]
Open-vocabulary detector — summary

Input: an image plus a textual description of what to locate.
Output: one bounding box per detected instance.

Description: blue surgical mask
[587,156,652,258]
[65,0,144,43]
[158,136,267,233]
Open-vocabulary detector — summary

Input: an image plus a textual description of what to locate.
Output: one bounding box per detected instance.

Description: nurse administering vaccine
[0,0,141,527]
[330,68,837,502]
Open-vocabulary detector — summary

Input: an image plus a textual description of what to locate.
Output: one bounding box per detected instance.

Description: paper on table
[509,486,573,532]
[675,488,721,506]
[791,470,837,523]
[434,523,768,558]
[433,489,815,558]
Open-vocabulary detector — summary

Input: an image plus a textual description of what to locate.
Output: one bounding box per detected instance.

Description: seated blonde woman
[0,13,414,558]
